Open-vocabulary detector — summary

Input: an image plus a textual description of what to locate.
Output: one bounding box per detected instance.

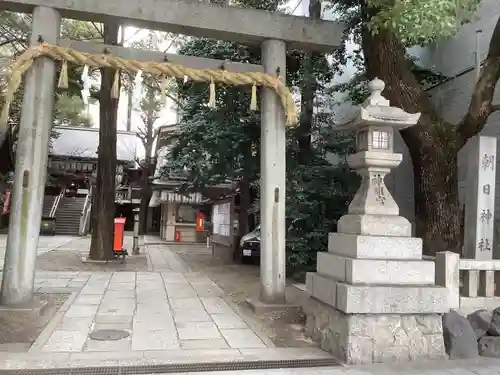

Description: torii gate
[0,0,342,307]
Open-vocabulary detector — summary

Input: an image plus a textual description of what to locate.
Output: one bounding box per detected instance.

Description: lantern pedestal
[304,79,450,364]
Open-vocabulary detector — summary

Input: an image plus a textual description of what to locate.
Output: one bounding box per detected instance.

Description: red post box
[113,217,127,251]
[195,213,205,232]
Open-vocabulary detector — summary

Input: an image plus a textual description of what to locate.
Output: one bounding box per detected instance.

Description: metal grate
[0,357,338,375]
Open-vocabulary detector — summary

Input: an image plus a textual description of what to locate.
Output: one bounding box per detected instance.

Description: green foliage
[367,0,481,45]
[168,36,263,188]
[286,127,359,271]
[332,54,448,104]
[54,93,93,127]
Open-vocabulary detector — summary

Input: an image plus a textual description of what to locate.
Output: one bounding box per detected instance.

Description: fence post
[435,251,460,309]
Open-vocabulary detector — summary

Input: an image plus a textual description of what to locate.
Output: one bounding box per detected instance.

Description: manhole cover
[89,329,130,341]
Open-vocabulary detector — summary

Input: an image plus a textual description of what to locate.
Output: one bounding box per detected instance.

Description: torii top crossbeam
[0,0,344,52]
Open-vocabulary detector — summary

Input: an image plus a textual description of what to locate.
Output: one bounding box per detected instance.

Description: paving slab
[180,339,230,350]
[41,330,88,352]
[177,321,222,340]
[220,328,266,348]
[211,313,249,329]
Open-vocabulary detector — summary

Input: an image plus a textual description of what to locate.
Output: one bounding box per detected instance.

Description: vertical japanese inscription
[482,154,495,170]
[371,173,385,204]
[478,165,494,252]
[465,137,497,259]
[478,238,492,252]
[480,209,493,224]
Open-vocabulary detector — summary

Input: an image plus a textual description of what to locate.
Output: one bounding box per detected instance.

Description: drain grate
[88,329,130,341]
[0,357,339,375]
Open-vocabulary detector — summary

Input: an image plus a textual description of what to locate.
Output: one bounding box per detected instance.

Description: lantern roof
[344,78,421,131]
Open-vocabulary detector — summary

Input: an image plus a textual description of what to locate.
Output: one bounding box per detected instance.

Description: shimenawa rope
[0,43,298,129]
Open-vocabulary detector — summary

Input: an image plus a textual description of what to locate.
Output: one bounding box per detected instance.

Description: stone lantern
[305,78,451,365]
[339,77,420,232]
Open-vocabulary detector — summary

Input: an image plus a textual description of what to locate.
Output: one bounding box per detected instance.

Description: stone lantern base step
[306,272,449,314]
[304,295,447,365]
[316,252,435,285]
[327,232,423,259]
[337,214,412,237]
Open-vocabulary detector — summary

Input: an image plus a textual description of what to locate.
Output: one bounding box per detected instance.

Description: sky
[86,27,179,134]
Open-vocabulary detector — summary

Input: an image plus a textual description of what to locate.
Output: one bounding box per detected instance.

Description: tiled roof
[50,126,138,162]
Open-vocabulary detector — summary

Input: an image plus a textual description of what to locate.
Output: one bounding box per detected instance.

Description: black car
[239,225,260,260]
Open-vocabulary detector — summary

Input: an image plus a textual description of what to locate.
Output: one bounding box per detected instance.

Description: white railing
[49,188,65,218]
[79,186,92,236]
[434,251,500,312]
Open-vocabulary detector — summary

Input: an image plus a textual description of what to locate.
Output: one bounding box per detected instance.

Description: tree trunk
[89,22,119,260]
[138,113,154,235]
[238,177,251,236]
[361,13,463,256]
[406,131,462,255]
[297,0,321,164]
[139,160,151,235]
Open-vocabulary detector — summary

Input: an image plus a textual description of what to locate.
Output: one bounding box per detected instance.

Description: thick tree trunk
[407,132,462,255]
[89,23,119,260]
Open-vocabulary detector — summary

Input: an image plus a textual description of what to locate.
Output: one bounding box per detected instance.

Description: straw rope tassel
[111,69,120,99]
[160,75,168,105]
[57,60,68,89]
[208,79,216,108]
[250,83,258,111]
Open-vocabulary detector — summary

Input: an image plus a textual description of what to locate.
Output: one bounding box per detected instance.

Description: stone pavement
[32,270,270,353]
[0,235,74,271]
[0,235,283,359]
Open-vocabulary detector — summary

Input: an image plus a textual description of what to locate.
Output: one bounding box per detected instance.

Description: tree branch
[457,16,500,144]
[91,22,104,38]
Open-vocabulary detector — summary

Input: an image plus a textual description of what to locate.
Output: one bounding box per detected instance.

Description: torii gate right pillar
[259,39,287,304]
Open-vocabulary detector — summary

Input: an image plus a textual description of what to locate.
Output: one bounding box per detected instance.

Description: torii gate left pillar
[0,6,60,305]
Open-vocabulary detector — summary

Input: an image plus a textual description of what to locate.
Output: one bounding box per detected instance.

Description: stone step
[328,232,422,259]
[317,252,435,285]
[307,272,449,314]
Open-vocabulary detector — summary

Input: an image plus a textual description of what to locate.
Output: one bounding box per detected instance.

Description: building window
[372,130,389,150]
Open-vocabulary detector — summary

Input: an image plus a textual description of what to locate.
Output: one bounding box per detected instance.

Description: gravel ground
[0,293,68,352]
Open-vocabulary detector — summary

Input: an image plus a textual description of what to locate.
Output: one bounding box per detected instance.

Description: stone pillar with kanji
[304,78,451,364]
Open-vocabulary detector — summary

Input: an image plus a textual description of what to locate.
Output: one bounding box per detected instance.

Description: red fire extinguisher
[174,231,181,242]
